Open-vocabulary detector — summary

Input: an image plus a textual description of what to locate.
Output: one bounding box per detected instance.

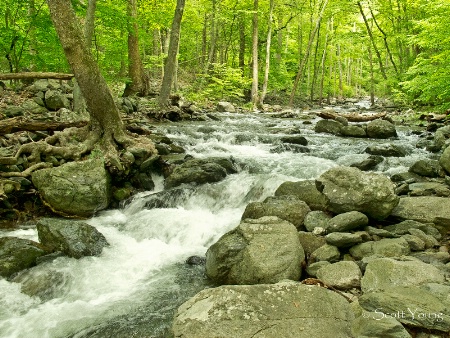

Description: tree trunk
[250,0,260,110]
[46,0,124,141]
[357,1,387,80]
[259,0,274,106]
[158,0,185,108]
[289,0,328,106]
[124,0,148,97]
[369,44,375,106]
[84,0,97,49]
[238,15,246,73]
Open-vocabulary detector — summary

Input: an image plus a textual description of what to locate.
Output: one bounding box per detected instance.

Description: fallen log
[0,72,74,80]
[318,111,387,122]
[0,117,87,135]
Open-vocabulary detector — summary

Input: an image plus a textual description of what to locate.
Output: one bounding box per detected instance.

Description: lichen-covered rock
[32,159,110,217]
[366,119,397,138]
[310,244,340,263]
[361,257,445,293]
[316,261,361,289]
[316,166,399,220]
[37,218,109,258]
[303,210,331,232]
[205,216,304,284]
[326,211,369,233]
[325,232,364,248]
[349,238,410,260]
[410,159,444,178]
[0,237,46,278]
[275,180,328,211]
[298,232,327,256]
[242,195,311,229]
[172,282,354,338]
[352,313,412,338]
[390,197,450,228]
[440,145,450,174]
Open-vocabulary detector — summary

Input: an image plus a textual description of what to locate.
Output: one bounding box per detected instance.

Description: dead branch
[318,111,387,122]
[0,72,74,80]
[0,117,88,135]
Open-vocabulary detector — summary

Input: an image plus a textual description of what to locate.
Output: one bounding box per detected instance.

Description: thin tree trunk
[357,1,387,80]
[259,0,274,106]
[250,0,260,110]
[158,0,185,108]
[28,0,36,71]
[84,0,96,49]
[337,43,343,99]
[289,0,328,106]
[204,0,217,73]
[238,15,246,73]
[318,27,328,103]
[369,44,375,106]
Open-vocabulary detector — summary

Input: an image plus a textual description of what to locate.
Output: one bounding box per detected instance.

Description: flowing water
[0,107,432,337]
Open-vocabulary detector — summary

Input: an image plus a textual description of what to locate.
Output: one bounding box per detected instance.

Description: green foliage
[186,64,251,103]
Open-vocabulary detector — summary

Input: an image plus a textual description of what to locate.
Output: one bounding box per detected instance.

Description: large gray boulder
[314,119,343,135]
[216,101,236,113]
[165,158,236,189]
[359,286,450,332]
[361,257,446,293]
[366,119,397,138]
[0,237,46,278]
[316,166,399,220]
[242,196,311,229]
[44,90,71,110]
[439,145,450,175]
[275,180,328,211]
[32,159,110,217]
[390,197,450,228]
[172,282,354,338]
[36,218,109,258]
[206,216,304,284]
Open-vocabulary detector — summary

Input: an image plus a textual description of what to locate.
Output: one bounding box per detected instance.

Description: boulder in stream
[366,119,397,138]
[205,216,304,285]
[36,218,109,258]
[0,237,46,278]
[316,166,399,220]
[314,119,343,135]
[274,180,328,211]
[32,158,111,217]
[172,281,354,338]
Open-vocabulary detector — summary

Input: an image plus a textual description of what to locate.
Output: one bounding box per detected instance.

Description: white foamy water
[0,111,429,337]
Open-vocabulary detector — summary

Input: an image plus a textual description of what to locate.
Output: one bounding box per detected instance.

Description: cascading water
[0,107,432,337]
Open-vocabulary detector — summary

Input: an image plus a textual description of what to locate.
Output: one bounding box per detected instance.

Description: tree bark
[250,0,260,110]
[259,0,274,106]
[84,0,97,49]
[46,0,124,141]
[124,0,148,97]
[289,0,328,106]
[158,0,185,108]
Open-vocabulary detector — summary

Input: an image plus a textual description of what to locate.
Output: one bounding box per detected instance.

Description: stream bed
[0,108,433,337]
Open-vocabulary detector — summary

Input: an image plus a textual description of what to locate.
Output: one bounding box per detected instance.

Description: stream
[0,106,433,337]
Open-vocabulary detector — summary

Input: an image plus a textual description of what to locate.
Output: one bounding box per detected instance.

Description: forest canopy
[1,0,449,110]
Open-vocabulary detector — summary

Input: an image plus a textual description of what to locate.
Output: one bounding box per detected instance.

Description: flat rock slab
[173,282,354,338]
[390,197,450,228]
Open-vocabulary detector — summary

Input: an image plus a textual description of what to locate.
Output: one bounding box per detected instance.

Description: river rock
[275,180,328,211]
[316,261,361,289]
[216,101,236,113]
[310,244,340,263]
[0,237,46,278]
[341,125,366,137]
[409,159,444,178]
[12,268,68,300]
[349,237,410,260]
[326,211,369,233]
[306,261,330,277]
[242,196,311,229]
[316,166,399,220]
[350,155,383,171]
[408,182,450,197]
[32,158,110,217]
[172,282,355,338]
[439,145,450,174]
[298,232,327,256]
[358,286,450,332]
[361,257,446,293]
[383,220,441,240]
[280,135,308,145]
[366,119,397,138]
[390,197,450,228]
[402,234,426,251]
[205,216,304,284]
[165,158,236,189]
[44,89,70,110]
[365,144,406,157]
[36,218,109,258]
[352,313,412,338]
[325,232,363,247]
[314,119,343,135]
[304,210,331,232]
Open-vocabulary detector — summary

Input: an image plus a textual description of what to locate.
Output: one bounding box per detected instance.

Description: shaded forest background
[1,0,449,111]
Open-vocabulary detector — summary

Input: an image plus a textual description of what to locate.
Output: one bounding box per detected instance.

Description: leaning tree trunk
[250,0,260,110]
[158,0,185,108]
